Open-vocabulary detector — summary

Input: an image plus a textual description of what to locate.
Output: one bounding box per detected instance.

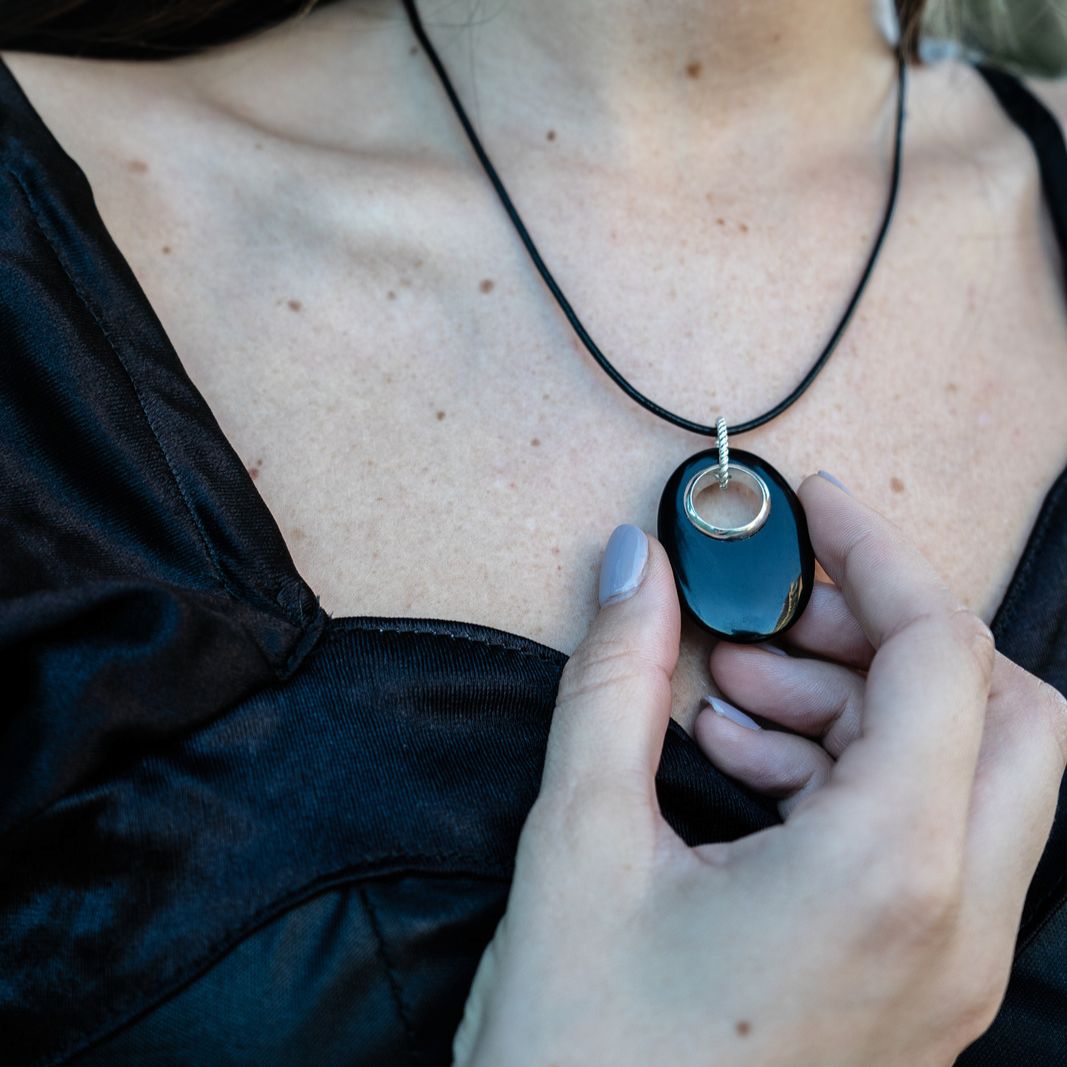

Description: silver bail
[716,416,730,491]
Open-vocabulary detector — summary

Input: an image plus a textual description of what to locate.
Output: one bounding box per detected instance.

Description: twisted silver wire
[716,416,730,490]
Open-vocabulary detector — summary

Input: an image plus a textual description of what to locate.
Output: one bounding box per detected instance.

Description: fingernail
[702,695,762,731]
[817,469,851,495]
[598,524,649,607]
[760,642,790,657]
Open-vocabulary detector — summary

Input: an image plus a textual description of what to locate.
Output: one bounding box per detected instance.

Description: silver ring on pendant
[683,461,772,541]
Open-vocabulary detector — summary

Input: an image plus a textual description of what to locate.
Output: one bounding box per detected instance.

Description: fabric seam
[324,618,567,667]
[43,860,509,1067]
[2,162,234,600]
[359,884,420,1064]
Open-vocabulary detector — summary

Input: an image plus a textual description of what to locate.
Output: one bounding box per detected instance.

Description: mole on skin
[530,437,541,447]
[546,129,557,142]
[127,159,148,174]
[735,1020,752,1037]
[287,299,302,312]
[436,410,446,421]
[161,245,172,255]
[686,61,702,79]
[890,476,906,493]
[479,279,495,294]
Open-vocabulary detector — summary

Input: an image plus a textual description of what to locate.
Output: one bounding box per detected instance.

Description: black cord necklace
[402,0,909,643]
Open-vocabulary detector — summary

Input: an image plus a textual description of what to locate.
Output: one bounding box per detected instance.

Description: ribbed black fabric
[0,55,1064,1066]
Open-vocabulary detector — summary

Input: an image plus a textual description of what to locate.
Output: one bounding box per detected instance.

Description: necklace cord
[402,0,908,439]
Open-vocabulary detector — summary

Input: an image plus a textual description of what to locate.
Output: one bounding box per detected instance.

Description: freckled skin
[890,476,906,493]
[436,410,446,421]
[287,299,302,312]
[530,437,541,446]
[127,159,148,174]
[546,129,556,142]
[685,61,702,79]
[161,245,171,255]
[736,1020,752,1037]
[479,278,495,294]
[18,25,1065,709]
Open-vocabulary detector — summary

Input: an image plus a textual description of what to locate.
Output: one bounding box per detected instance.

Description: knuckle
[950,964,1010,1046]
[860,851,963,942]
[557,635,671,708]
[1038,682,1067,767]
[946,606,996,684]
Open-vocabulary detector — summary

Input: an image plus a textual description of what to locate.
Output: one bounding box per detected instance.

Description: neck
[177,0,900,174]
[410,0,897,152]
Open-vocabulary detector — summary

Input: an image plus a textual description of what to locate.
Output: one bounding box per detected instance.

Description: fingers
[777,580,875,670]
[961,656,1067,933]
[796,473,994,831]
[541,525,681,804]
[694,698,833,819]
[708,642,865,757]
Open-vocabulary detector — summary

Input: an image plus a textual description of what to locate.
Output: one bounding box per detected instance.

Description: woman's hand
[453,472,1067,1067]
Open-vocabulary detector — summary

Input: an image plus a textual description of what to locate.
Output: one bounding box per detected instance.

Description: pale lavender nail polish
[817,469,851,495]
[598,524,649,607]
[703,695,761,731]
[760,642,790,657]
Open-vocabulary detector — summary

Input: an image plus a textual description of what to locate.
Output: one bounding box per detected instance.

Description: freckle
[610,229,618,240]
[735,1021,751,1037]
[551,545,561,555]
[372,549,381,559]
[161,244,172,255]
[946,381,958,393]
[530,436,541,446]
[556,563,563,573]
[508,480,517,490]
[479,278,495,294]
[409,44,418,55]
[287,298,302,312]
[247,466,258,480]
[387,290,396,300]
[291,527,306,541]
[399,277,412,288]
[254,142,263,151]
[686,60,702,79]
[739,222,749,233]
[546,129,556,142]
[716,217,725,226]
[127,159,149,174]
[435,410,446,421]
[890,476,906,493]
[414,258,424,268]
[542,392,551,400]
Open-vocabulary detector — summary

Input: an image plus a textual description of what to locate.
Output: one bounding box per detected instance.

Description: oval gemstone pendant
[658,447,815,642]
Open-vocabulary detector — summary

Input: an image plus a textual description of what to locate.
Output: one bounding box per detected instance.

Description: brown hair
[0,1,928,60]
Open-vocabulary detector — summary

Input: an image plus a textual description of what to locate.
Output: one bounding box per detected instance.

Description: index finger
[796,473,995,832]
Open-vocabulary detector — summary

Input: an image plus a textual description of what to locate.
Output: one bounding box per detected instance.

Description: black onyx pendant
[658,447,815,643]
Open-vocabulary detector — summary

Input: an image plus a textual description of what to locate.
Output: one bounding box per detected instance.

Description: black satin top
[1,55,1065,1066]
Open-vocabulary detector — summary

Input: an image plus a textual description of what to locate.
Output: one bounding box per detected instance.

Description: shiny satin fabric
[0,55,1065,1065]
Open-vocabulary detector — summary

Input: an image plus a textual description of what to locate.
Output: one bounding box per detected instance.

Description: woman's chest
[109,190,1066,728]
[63,100,1067,731]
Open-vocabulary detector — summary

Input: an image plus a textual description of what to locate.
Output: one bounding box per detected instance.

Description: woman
[1,0,1065,1063]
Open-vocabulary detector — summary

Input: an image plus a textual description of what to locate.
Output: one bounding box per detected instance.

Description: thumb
[541,525,682,802]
